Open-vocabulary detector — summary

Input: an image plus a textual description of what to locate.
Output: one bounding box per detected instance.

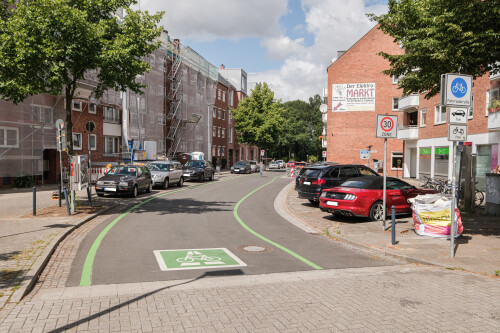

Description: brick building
[327,25,500,191]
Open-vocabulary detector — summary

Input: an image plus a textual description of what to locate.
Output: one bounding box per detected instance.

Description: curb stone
[9,204,119,303]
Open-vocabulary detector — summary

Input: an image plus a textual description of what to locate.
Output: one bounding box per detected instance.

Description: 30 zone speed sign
[376,115,398,138]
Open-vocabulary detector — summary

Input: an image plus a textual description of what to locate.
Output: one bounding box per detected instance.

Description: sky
[138,0,388,102]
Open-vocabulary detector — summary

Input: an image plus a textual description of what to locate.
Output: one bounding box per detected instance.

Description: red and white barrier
[90,167,109,183]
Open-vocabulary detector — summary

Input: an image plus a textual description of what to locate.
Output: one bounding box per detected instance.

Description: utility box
[70,155,88,191]
[133,149,146,161]
[485,173,500,216]
[144,141,157,160]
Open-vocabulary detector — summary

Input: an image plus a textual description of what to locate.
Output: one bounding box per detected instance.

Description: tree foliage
[230,82,285,152]
[370,0,500,98]
[0,0,164,153]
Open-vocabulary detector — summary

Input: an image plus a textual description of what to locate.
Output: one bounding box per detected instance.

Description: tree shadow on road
[131,197,234,215]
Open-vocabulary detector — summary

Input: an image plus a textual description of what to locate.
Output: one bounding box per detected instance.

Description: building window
[420,108,427,127]
[222,110,226,120]
[217,127,220,137]
[434,105,446,125]
[392,75,401,84]
[149,54,155,67]
[392,97,399,111]
[223,91,226,102]
[31,105,53,124]
[218,89,221,100]
[221,146,225,157]
[213,106,217,118]
[222,128,225,138]
[73,133,82,150]
[158,114,166,125]
[90,134,97,151]
[486,88,499,116]
[391,152,403,170]
[72,100,83,112]
[0,127,19,148]
[468,95,474,119]
[104,136,120,154]
[89,103,97,114]
[229,91,233,106]
[212,145,216,156]
[213,127,216,137]
[229,110,232,124]
[218,109,221,119]
[229,128,233,143]
[104,107,120,123]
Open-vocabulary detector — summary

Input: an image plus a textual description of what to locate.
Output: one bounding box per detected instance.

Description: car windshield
[107,166,137,176]
[248,161,257,165]
[185,161,203,167]
[235,162,246,166]
[148,163,170,171]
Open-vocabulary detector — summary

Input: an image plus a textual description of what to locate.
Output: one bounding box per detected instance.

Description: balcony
[488,109,500,131]
[397,125,418,140]
[490,63,500,81]
[398,94,419,111]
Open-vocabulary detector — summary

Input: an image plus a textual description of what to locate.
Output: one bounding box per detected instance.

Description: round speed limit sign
[376,114,398,138]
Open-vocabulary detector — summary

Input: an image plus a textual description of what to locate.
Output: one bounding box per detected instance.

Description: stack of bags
[408,194,463,238]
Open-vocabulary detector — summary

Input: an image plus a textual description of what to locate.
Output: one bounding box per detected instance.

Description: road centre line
[80,175,245,286]
[233,176,323,270]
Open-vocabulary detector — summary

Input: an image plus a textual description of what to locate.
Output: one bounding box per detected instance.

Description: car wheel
[131,185,138,198]
[200,174,205,182]
[163,178,169,190]
[97,193,104,197]
[177,177,183,187]
[369,201,385,221]
[208,172,214,181]
[308,199,318,205]
[146,182,152,193]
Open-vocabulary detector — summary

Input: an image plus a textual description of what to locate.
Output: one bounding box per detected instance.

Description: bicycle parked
[420,176,484,207]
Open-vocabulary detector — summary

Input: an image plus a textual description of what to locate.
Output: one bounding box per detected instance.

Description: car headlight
[119,182,129,187]
[320,192,327,198]
[344,194,356,200]
[97,181,104,185]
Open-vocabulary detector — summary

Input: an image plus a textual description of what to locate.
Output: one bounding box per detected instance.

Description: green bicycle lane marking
[80,175,244,286]
[233,176,323,270]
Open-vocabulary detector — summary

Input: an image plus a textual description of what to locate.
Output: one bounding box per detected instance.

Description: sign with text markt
[376,115,398,138]
[441,73,472,107]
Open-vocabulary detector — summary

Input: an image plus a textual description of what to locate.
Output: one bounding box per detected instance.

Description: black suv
[296,164,379,203]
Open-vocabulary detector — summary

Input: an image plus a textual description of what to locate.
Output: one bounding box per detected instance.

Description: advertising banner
[332,83,375,111]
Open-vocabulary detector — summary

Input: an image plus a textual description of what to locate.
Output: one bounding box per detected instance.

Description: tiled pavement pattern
[0,266,498,332]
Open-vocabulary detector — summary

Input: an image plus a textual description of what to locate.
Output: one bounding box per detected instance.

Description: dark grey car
[95,165,152,198]
[182,160,215,181]
[296,164,379,203]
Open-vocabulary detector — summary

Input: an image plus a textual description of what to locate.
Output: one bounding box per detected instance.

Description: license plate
[183,173,190,177]
[104,187,116,192]
[326,201,338,206]
[303,181,311,185]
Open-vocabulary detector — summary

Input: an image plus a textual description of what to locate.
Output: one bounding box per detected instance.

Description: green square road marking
[153,248,247,271]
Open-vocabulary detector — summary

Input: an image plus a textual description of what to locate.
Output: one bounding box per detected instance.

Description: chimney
[337,51,346,58]
[220,64,225,69]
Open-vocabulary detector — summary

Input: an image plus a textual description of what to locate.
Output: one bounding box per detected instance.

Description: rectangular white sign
[376,115,398,138]
[448,124,467,141]
[449,107,468,124]
[332,83,375,112]
[322,151,327,157]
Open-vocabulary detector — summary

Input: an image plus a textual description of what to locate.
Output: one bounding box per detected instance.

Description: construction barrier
[90,167,109,183]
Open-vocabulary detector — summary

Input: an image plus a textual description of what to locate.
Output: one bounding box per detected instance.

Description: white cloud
[260,36,306,60]
[139,0,288,41]
[249,0,387,101]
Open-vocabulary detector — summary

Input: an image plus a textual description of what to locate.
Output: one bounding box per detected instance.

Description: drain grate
[237,245,272,253]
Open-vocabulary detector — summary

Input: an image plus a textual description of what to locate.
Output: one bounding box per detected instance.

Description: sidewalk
[283,180,500,277]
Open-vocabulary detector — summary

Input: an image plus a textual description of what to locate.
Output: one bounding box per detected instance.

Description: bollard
[33,187,36,216]
[391,205,396,245]
[63,186,71,216]
[58,182,62,207]
[87,186,92,207]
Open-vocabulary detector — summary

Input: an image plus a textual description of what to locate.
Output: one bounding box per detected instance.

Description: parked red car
[319,176,438,221]
[287,161,296,168]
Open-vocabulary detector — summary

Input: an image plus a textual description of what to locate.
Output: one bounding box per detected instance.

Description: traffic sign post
[55,119,65,207]
[86,121,95,207]
[376,114,398,230]
[322,150,326,161]
[442,73,472,259]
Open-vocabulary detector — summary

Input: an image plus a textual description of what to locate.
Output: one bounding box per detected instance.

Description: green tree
[230,82,285,152]
[277,95,323,161]
[0,0,163,154]
[370,0,500,98]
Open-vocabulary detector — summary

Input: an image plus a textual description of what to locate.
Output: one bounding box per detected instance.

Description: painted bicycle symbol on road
[176,250,223,266]
[451,78,467,98]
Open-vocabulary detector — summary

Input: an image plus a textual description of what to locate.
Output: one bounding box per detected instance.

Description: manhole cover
[236,245,272,253]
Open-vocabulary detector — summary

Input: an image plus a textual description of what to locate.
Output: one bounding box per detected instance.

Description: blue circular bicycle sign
[451,78,467,98]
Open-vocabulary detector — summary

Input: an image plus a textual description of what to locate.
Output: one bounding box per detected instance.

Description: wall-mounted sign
[360,149,370,159]
[332,83,375,112]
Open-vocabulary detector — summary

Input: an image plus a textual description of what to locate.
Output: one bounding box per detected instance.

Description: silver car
[147,161,184,189]
[248,160,258,173]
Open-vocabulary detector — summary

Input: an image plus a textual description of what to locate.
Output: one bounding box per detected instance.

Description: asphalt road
[68,171,395,286]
